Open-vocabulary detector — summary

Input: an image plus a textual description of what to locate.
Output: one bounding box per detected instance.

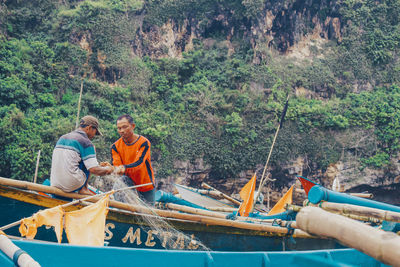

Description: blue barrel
[308,185,400,213]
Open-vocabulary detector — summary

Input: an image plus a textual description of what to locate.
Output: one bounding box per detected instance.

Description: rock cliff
[95,0,400,206]
[133,0,342,61]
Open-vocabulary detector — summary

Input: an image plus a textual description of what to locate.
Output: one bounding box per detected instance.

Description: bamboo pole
[201,183,241,206]
[285,204,302,212]
[0,176,94,200]
[0,177,311,237]
[174,184,226,199]
[75,78,84,129]
[111,201,311,237]
[348,192,374,199]
[306,201,400,223]
[294,188,373,199]
[274,219,298,229]
[286,204,382,224]
[0,182,152,231]
[33,150,41,184]
[255,128,280,203]
[254,95,290,210]
[203,207,238,212]
[66,199,312,237]
[296,207,400,266]
[158,202,275,224]
[157,202,227,219]
[201,183,266,213]
[187,188,225,199]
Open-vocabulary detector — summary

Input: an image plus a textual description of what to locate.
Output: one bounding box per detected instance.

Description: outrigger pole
[75,67,88,129]
[75,76,85,129]
[253,94,289,211]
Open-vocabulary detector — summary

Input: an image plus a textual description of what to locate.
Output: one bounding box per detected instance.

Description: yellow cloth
[19,217,37,239]
[238,174,256,217]
[19,206,64,242]
[64,195,110,246]
[267,185,294,215]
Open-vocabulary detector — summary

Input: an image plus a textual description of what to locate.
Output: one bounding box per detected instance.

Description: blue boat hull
[0,239,388,267]
[0,185,342,252]
[0,194,341,252]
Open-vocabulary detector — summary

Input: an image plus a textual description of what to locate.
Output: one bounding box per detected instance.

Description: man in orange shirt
[111,114,156,205]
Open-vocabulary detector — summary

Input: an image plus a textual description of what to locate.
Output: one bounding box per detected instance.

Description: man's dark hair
[117,114,134,124]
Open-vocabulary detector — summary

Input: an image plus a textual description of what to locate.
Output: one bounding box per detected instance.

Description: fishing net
[102,174,211,251]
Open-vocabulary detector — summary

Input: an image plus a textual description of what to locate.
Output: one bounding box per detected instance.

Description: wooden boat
[293,176,400,266]
[156,189,296,221]
[0,238,387,267]
[297,175,400,213]
[296,206,400,266]
[0,177,342,252]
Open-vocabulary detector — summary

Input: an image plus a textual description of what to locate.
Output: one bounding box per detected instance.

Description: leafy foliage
[0,0,399,185]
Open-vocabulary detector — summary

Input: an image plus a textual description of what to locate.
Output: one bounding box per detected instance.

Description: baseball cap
[80,115,103,136]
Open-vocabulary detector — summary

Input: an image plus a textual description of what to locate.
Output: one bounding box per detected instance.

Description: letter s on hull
[104,223,115,240]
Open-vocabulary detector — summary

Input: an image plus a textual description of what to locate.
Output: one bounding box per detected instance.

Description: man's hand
[105,165,114,175]
[99,162,114,175]
[89,164,114,176]
[100,162,112,167]
[113,165,125,175]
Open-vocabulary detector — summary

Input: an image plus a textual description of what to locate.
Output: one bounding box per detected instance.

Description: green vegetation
[0,0,399,184]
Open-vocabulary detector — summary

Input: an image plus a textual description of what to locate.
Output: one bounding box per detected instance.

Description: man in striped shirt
[50,115,114,195]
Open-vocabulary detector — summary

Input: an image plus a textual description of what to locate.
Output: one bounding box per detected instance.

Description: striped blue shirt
[50,130,99,192]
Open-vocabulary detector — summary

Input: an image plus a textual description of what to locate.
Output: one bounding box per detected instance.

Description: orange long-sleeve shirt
[111,136,155,192]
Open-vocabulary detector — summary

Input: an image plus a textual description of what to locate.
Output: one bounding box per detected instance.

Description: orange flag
[238,174,256,217]
[267,185,294,215]
[296,176,316,196]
